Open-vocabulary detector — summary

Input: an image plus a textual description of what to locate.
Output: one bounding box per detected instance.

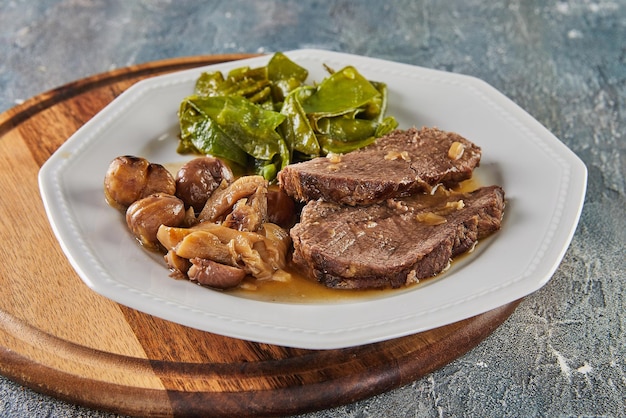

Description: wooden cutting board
[0,54,520,417]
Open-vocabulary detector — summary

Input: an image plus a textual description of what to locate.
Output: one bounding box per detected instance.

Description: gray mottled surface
[1,0,624,417]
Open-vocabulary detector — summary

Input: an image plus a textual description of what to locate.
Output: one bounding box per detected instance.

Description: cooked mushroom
[197,175,267,229]
[164,250,192,278]
[157,222,291,282]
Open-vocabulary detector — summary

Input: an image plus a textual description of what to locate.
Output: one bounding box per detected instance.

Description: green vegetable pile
[177,52,398,181]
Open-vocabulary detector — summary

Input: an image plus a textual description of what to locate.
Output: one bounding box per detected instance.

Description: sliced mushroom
[198,175,268,230]
[157,222,291,282]
[164,250,191,278]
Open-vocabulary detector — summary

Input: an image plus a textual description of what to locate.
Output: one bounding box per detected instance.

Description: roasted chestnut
[104,156,176,210]
[125,193,186,250]
[175,157,234,212]
[187,258,246,289]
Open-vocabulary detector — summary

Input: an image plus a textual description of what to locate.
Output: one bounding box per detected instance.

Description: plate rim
[38,49,587,349]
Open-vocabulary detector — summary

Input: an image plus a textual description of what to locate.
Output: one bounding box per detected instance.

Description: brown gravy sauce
[228,176,483,304]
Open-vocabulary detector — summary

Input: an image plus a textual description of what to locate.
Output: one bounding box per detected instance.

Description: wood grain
[0,54,521,417]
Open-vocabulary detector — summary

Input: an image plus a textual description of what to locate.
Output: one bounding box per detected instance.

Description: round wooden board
[0,54,521,417]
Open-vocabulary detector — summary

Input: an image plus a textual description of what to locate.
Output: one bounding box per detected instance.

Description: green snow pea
[178,98,248,167]
[267,52,309,103]
[279,86,320,158]
[178,95,288,179]
[315,115,398,154]
[301,66,381,119]
[177,52,398,181]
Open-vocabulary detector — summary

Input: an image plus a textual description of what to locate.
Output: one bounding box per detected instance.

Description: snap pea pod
[316,116,399,154]
[301,66,381,119]
[177,52,398,181]
[279,86,320,159]
[178,98,248,166]
[195,66,271,104]
[178,95,288,179]
[266,51,309,104]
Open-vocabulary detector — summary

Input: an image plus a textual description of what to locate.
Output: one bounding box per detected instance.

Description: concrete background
[1,1,624,416]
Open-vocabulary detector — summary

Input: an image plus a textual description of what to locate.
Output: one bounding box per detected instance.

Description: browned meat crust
[290,186,505,289]
[278,127,482,206]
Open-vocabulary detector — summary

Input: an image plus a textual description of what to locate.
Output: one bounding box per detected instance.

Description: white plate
[39,49,587,349]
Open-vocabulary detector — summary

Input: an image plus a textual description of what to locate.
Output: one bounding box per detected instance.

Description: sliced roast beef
[278,127,482,206]
[290,185,505,290]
